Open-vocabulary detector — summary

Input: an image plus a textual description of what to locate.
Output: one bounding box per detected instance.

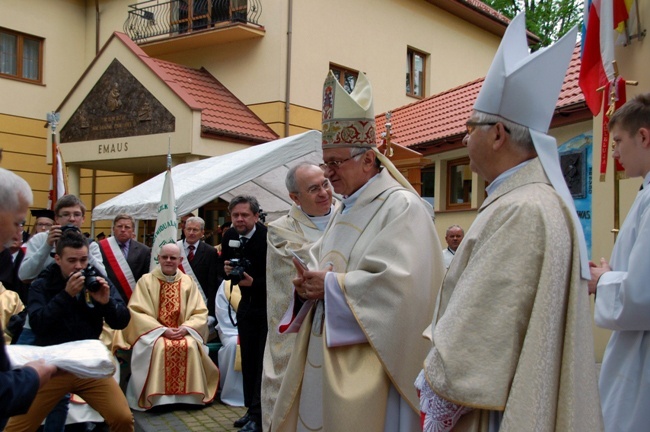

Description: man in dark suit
[177,216,220,322]
[98,214,151,302]
[220,196,267,432]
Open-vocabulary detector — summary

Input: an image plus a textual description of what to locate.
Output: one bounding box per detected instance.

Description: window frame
[420,164,435,206]
[446,157,472,210]
[0,27,44,84]
[406,47,427,98]
[329,63,359,93]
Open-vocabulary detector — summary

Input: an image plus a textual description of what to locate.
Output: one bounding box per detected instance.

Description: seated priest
[123,243,219,411]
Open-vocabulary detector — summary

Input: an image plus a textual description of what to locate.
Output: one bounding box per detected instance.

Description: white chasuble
[271,169,444,432]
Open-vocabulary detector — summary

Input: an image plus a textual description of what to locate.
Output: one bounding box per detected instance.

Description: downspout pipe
[284,0,293,137]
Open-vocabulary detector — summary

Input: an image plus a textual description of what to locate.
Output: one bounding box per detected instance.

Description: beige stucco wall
[0,0,88,120]
[289,0,501,115]
[148,0,501,132]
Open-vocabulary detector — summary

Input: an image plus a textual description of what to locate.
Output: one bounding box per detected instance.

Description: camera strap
[226,281,238,327]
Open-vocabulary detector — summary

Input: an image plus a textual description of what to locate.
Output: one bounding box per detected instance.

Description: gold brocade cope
[424,159,603,431]
[262,203,336,431]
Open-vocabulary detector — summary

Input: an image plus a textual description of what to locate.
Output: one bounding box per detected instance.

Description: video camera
[228,239,251,286]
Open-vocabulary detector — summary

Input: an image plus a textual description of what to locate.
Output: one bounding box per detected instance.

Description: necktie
[188,244,195,262]
[120,243,128,258]
[239,237,248,247]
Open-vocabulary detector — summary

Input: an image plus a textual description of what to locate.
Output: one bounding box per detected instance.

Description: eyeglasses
[58,212,83,219]
[319,157,356,170]
[37,222,53,228]
[465,121,511,136]
[303,180,332,195]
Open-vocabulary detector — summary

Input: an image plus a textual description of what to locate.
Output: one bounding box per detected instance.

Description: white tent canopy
[91,130,323,222]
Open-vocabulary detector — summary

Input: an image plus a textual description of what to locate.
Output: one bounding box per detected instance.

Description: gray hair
[446,224,464,235]
[228,195,260,214]
[473,111,534,153]
[0,168,33,213]
[285,162,321,194]
[349,146,381,168]
[185,216,205,230]
[113,213,135,228]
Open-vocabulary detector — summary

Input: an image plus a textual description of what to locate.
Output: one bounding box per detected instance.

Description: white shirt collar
[341,173,379,214]
[486,159,533,196]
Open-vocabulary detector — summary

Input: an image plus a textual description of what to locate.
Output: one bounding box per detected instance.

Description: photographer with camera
[16,194,108,430]
[220,195,267,432]
[5,228,133,431]
[19,195,106,285]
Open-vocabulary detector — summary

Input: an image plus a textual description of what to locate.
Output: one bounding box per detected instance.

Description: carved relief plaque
[60,59,175,143]
[561,148,587,199]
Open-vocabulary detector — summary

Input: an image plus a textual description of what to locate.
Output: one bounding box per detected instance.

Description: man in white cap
[417,13,603,431]
[270,72,445,431]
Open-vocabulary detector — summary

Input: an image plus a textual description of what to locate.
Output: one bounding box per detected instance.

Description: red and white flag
[579,0,630,116]
[47,129,67,210]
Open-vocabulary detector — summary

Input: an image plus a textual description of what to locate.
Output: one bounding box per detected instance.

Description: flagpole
[46,112,61,210]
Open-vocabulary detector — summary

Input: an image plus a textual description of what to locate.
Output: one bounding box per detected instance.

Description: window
[406,47,426,98]
[421,165,435,206]
[0,28,43,83]
[330,64,358,93]
[447,158,472,209]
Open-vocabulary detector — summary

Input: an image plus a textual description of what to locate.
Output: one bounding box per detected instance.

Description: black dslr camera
[227,239,251,285]
[229,257,251,286]
[80,265,102,292]
[60,223,80,234]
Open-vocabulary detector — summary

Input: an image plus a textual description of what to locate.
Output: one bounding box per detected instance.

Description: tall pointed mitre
[474,13,589,278]
[321,70,424,200]
[322,71,376,149]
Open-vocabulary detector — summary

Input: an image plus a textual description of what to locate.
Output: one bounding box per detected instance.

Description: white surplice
[595,173,650,432]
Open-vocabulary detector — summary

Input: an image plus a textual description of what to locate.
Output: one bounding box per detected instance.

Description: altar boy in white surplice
[123,243,219,411]
[589,93,650,432]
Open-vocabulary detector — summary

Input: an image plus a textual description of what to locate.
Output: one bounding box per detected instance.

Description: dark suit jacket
[186,240,221,317]
[0,330,39,426]
[100,239,151,302]
[219,222,267,309]
[0,248,28,305]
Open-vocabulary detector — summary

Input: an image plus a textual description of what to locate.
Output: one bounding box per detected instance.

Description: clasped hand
[292,258,328,300]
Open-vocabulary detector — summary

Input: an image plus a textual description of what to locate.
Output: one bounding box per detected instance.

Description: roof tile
[114,32,277,143]
[376,43,585,148]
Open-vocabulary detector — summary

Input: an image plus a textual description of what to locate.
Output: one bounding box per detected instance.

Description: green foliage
[483,0,584,48]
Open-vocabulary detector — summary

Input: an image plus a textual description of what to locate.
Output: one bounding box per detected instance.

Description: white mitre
[321,70,423,199]
[475,13,588,278]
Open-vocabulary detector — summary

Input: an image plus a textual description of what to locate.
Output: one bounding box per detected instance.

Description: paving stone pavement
[133,402,247,432]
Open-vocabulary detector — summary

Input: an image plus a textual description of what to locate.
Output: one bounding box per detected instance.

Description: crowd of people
[2,11,650,432]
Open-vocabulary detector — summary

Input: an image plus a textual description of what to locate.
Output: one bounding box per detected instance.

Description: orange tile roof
[376,43,586,150]
[115,32,278,143]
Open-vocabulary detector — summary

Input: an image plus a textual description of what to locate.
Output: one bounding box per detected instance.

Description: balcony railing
[124,0,262,42]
